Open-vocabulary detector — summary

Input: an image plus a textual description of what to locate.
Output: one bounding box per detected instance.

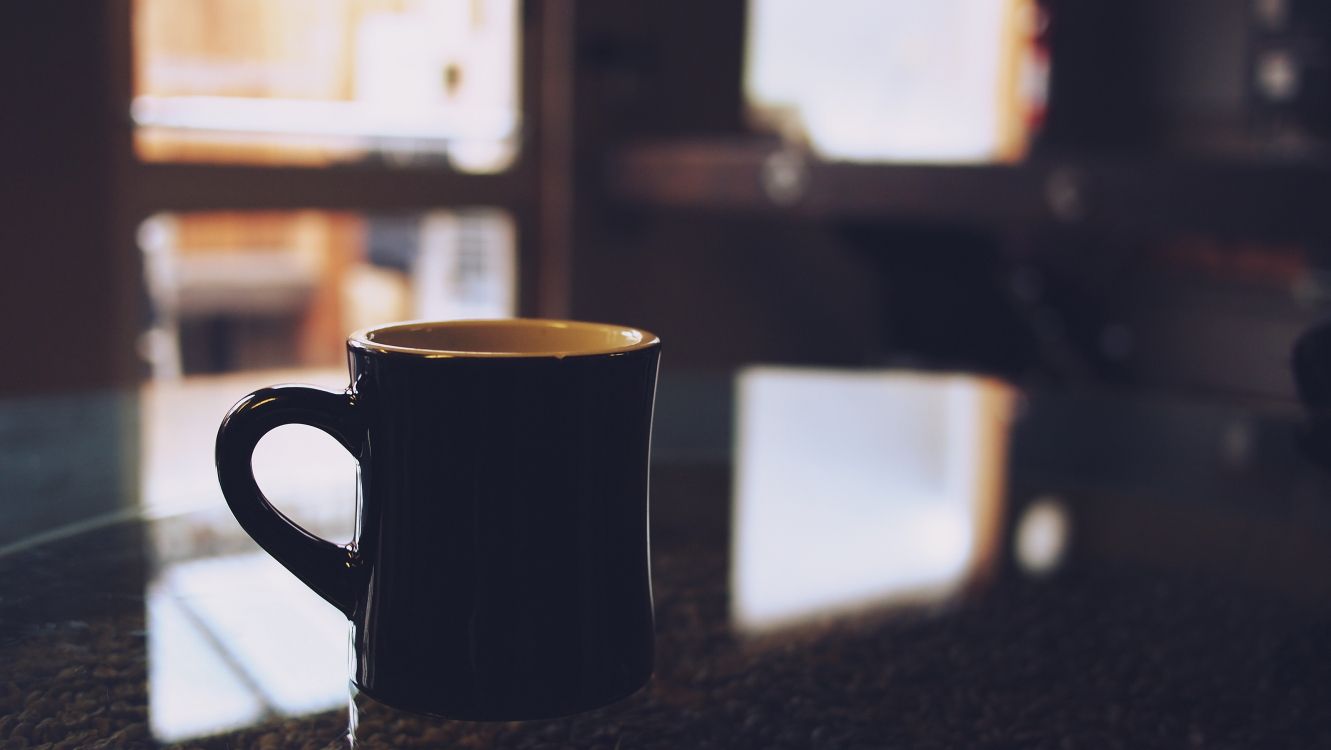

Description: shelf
[128,162,528,216]
[132,96,517,147]
[608,139,1331,240]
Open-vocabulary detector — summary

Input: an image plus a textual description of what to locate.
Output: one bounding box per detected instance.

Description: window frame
[106,0,573,322]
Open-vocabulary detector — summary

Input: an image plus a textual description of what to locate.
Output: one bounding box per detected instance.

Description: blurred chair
[138,214,322,379]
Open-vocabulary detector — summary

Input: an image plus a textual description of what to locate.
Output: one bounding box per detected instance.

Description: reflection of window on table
[732,369,1017,631]
[148,547,350,742]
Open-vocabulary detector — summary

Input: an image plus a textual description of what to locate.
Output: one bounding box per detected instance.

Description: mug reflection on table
[216,319,661,721]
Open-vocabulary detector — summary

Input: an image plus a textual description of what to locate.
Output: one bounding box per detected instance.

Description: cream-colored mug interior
[351,319,658,358]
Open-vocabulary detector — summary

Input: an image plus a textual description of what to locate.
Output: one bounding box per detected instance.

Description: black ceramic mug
[216,319,660,721]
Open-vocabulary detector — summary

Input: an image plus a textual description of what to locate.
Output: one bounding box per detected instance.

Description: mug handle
[216,384,366,618]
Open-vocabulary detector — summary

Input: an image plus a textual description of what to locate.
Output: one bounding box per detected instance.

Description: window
[128,4,532,740]
[137,209,515,377]
[133,0,521,171]
[744,0,1048,163]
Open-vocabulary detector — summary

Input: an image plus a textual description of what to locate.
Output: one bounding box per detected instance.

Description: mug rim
[348,318,661,359]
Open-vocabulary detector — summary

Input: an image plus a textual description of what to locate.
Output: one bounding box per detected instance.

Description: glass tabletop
[2,373,1331,746]
[6,429,1331,749]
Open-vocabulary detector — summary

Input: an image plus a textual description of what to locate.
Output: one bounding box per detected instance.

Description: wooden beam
[127,162,528,218]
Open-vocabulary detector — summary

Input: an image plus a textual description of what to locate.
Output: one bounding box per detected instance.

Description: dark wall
[566,0,886,371]
[0,1,138,395]
[0,3,141,544]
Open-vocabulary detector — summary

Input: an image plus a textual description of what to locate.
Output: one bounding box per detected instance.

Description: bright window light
[133,0,520,170]
[731,367,1015,631]
[744,0,1045,163]
[148,552,349,742]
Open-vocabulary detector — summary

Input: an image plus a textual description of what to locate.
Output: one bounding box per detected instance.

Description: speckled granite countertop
[4,468,1331,749]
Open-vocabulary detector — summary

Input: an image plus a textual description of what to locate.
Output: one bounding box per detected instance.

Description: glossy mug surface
[216,319,661,720]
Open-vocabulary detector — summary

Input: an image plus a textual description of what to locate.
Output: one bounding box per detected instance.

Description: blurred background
[7,0,1331,740]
